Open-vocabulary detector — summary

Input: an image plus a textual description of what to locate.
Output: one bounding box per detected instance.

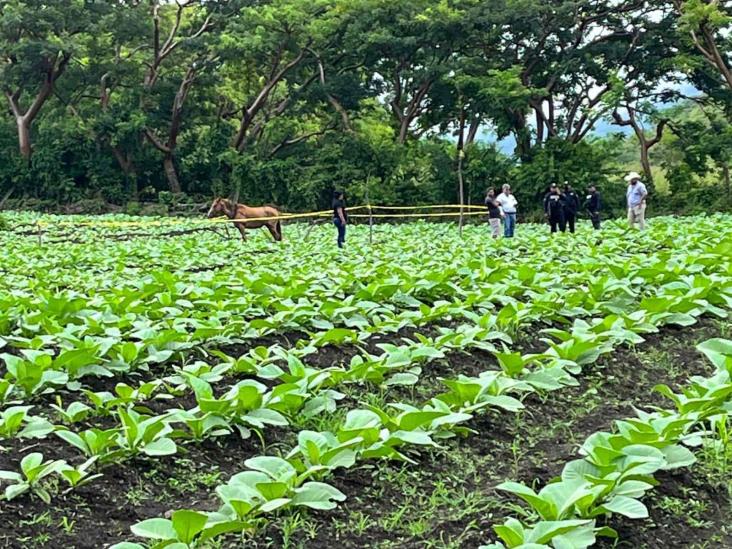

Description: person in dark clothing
[584,185,601,230]
[484,188,503,238]
[332,191,347,248]
[562,182,580,234]
[544,184,566,234]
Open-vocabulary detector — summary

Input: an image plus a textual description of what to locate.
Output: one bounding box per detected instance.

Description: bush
[61,199,113,215]
[125,201,142,216]
[139,203,169,217]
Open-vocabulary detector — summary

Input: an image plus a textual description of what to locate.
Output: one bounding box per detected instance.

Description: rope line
[34,203,491,229]
[349,211,489,219]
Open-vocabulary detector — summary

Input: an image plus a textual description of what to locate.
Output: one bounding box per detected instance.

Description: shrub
[125,201,142,216]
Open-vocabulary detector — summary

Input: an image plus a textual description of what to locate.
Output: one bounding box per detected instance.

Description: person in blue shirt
[625,172,648,230]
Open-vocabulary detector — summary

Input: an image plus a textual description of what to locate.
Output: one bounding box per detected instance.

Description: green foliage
[0,0,728,216]
[0,213,731,546]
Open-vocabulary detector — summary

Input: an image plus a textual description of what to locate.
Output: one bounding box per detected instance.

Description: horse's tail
[275,219,282,241]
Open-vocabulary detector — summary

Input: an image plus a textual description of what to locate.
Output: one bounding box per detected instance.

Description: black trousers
[589,211,601,230]
[550,215,565,233]
[565,213,576,233]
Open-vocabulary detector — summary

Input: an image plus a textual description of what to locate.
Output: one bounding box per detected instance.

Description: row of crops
[1,213,731,548]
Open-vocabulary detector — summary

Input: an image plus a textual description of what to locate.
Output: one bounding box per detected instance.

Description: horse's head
[207,197,230,218]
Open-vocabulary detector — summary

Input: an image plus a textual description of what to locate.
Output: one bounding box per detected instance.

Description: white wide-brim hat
[624,171,642,182]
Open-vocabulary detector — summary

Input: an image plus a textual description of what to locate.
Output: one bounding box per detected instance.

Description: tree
[341,0,474,144]
[612,104,668,188]
[140,1,222,192]
[0,0,101,159]
[672,0,732,92]
[466,0,670,160]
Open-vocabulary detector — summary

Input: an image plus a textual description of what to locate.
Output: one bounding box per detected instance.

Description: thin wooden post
[456,100,466,237]
[458,149,465,236]
[365,175,373,245]
[36,221,43,246]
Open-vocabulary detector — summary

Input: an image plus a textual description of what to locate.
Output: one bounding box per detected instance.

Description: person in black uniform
[562,182,580,234]
[332,191,347,248]
[544,184,566,234]
[584,185,601,230]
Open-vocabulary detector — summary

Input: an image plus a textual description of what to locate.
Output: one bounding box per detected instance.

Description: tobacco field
[1,213,732,549]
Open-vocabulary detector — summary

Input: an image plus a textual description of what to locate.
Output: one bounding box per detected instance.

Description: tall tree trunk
[511,110,533,162]
[16,118,32,160]
[144,62,200,194]
[639,139,654,187]
[398,118,410,145]
[5,53,71,160]
[163,153,181,193]
[612,108,667,194]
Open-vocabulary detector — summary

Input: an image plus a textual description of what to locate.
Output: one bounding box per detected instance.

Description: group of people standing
[485,185,518,238]
[485,182,599,238]
[542,183,597,234]
[485,171,647,239]
[331,171,648,248]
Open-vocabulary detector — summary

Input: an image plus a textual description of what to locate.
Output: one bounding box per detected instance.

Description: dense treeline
[1,0,731,216]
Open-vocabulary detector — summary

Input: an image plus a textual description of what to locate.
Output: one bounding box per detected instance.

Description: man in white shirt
[625,172,648,230]
[496,184,518,238]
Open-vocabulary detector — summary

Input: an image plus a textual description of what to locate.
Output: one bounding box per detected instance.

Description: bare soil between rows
[272,319,731,549]
[0,319,730,548]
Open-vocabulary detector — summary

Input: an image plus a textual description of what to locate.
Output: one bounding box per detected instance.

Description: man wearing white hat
[625,172,648,230]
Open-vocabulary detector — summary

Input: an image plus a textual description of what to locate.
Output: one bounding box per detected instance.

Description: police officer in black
[544,184,566,234]
[562,182,580,234]
[584,185,601,230]
[332,191,348,248]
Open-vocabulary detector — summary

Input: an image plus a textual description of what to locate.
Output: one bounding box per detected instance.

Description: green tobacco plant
[212,456,346,523]
[698,338,732,374]
[170,409,232,441]
[2,352,68,398]
[111,509,246,549]
[286,430,361,478]
[0,379,16,405]
[0,452,67,503]
[59,457,103,491]
[51,400,92,424]
[436,371,528,413]
[56,427,122,462]
[0,406,54,439]
[487,336,732,548]
[482,518,599,549]
[115,408,177,457]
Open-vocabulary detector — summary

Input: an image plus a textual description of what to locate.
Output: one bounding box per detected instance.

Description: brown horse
[207,197,283,241]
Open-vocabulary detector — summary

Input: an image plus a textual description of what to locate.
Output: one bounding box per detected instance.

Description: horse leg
[265,222,279,242]
[235,223,247,240]
[275,219,283,241]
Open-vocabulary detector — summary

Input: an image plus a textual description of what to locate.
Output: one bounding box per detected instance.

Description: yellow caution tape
[365,204,487,211]
[349,211,489,219]
[34,203,490,229]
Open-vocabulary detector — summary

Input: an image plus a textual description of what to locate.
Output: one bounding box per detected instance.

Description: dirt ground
[0,319,730,549]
